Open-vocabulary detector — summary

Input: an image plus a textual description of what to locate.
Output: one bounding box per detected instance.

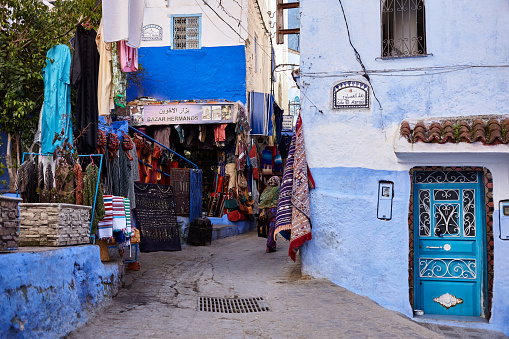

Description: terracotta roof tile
[501,118,509,130]
[400,117,509,145]
[441,125,456,144]
[427,123,442,142]
[400,121,411,141]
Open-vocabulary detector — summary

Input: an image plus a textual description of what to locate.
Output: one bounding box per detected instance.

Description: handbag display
[224,189,240,210]
[238,172,248,189]
[227,210,246,222]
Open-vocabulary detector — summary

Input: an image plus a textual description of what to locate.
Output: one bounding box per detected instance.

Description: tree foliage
[0,0,101,188]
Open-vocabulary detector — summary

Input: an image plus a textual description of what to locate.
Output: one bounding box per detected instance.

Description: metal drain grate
[198,297,270,313]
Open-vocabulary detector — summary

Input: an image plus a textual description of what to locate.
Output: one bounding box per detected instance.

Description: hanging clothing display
[273,103,284,144]
[154,126,172,149]
[97,195,113,239]
[112,196,127,232]
[71,25,100,154]
[123,197,132,236]
[41,44,73,154]
[274,115,315,261]
[96,20,114,116]
[249,92,274,136]
[111,42,127,107]
[118,40,138,72]
[74,163,84,205]
[126,0,145,48]
[16,160,38,203]
[102,0,145,48]
[102,0,129,42]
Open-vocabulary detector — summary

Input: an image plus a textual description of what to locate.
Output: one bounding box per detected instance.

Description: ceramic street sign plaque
[333,81,369,109]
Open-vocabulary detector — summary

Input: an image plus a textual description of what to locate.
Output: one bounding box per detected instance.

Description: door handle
[426,246,443,249]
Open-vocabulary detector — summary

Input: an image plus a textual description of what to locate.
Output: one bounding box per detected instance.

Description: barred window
[173,16,200,49]
[381,0,426,58]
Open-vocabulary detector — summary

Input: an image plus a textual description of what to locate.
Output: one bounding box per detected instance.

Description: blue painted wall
[0,246,122,338]
[127,45,247,103]
[299,0,509,334]
[301,166,412,314]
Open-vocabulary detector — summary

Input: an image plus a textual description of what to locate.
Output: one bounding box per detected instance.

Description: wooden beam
[278,28,300,35]
[277,2,300,10]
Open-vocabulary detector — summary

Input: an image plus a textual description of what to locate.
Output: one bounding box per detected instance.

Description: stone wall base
[0,196,22,251]
[19,203,91,246]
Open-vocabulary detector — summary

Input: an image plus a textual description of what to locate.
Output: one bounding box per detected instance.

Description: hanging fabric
[41,44,73,155]
[96,20,114,116]
[102,0,145,48]
[118,40,138,72]
[71,25,99,154]
[249,92,274,136]
[97,195,113,239]
[274,114,315,262]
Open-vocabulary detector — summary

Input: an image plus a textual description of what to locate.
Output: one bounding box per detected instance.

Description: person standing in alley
[259,176,281,253]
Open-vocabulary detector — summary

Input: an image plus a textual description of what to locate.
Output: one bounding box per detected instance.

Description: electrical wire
[301,64,509,78]
[194,0,243,43]
[338,0,384,128]
[201,0,245,41]
[202,0,325,114]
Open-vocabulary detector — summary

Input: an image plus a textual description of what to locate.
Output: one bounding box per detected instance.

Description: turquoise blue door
[413,170,486,317]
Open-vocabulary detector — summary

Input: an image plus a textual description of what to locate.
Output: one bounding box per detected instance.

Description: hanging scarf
[74,163,84,205]
[97,195,113,239]
[274,114,315,261]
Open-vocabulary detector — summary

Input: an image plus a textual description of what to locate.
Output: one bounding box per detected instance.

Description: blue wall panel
[127,45,246,103]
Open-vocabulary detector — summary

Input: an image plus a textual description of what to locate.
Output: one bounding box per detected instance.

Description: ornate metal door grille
[198,297,270,313]
[173,17,199,49]
[381,0,426,58]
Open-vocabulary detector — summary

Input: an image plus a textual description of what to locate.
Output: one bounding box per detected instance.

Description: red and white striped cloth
[112,195,127,232]
[97,195,113,239]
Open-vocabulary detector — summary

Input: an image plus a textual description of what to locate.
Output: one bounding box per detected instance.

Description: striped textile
[112,196,127,232]
[274,114,314,261]
[274,131,296,241]
[123,197,132,236]
[97,195,113,239]
[289,115,313,261]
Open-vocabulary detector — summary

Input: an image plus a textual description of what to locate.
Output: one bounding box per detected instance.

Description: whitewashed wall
[298,0,509,334]
[142,0,247,48]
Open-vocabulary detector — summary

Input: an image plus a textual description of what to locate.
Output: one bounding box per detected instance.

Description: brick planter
[19,203,92,246]
[0,196,22,251]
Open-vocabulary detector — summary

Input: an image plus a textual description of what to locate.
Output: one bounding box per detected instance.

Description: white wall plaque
[282,115,293,131]
[142,24,163,41]
[333,81,369,109]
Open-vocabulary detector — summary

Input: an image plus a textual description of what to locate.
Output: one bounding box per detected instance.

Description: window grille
[173,16,200,49]
[381,0,426,58]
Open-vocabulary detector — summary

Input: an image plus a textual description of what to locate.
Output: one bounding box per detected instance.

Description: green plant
[0,0,101,190]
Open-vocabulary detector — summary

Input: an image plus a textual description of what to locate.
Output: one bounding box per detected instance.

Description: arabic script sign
[130,103,234,126]
[332,81,369,109]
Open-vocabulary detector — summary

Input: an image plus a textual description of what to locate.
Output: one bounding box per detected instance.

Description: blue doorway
[413,170,487,317]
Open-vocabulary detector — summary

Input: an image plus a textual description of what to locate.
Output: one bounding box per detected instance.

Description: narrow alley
[67,231,506,339]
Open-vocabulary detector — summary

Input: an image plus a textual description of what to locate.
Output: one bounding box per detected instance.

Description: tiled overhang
[394,117,509,158]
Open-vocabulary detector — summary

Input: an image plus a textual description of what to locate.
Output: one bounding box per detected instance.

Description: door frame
[408,166,493,320]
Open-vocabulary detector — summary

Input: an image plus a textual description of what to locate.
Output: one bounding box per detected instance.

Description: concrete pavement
[67,231,507,339]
